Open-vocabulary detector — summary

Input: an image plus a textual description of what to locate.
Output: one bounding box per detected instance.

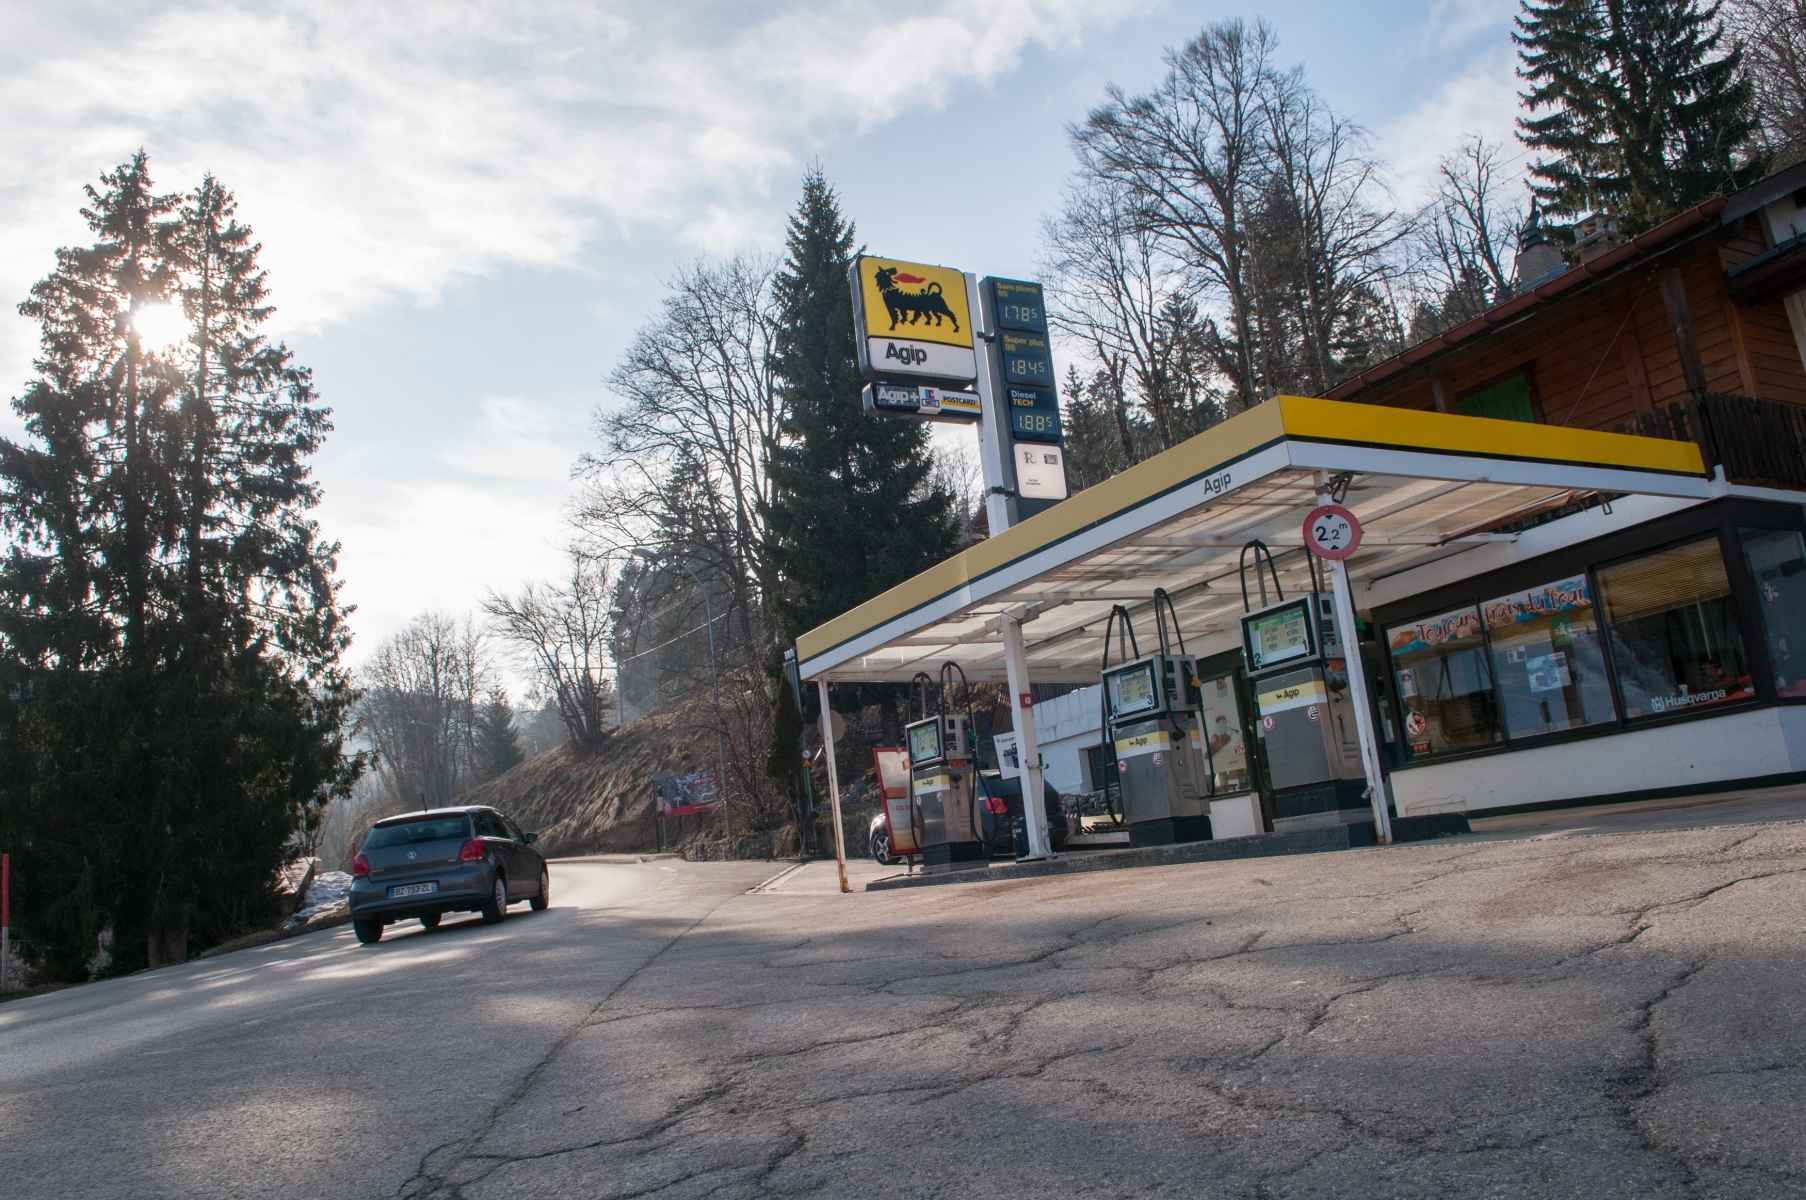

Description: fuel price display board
[1008,386,1061,443]
[985,278,1068,503]
[999,331,1056,387]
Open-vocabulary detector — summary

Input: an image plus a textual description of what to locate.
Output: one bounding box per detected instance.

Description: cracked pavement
[4,809,1805,1199]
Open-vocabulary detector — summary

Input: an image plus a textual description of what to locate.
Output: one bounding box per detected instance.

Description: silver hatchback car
[349,806,549,944]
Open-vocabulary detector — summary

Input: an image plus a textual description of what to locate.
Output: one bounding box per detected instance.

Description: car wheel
[419,913,441,930]
[530,866,550,912]
[870,829,895,866]
[353,919,383,945]
[480,874,509,924]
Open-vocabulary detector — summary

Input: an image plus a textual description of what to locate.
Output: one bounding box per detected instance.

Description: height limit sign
[1303,504,1362,559]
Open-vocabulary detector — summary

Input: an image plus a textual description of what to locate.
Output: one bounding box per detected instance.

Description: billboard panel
[849,255,978,382]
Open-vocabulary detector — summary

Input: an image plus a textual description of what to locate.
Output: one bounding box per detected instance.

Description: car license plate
[389,882,438,898]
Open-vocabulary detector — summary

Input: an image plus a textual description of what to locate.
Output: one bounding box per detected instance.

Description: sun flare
[131,304,190,354]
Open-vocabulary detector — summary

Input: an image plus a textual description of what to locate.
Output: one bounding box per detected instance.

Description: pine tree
[1515,0,1760,228]
[0,155,360,978]
[475,694,526,780]
[761,171,959,645]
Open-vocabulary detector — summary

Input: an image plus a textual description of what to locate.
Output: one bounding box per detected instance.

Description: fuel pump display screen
[907,720,943,766]
[1105,661,1161,719]
[1243,598,1317,674]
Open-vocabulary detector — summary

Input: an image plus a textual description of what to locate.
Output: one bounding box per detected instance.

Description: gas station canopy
[796,396,1708,684]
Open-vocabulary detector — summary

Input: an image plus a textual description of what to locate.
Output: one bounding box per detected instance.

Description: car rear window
[365,815,471,848]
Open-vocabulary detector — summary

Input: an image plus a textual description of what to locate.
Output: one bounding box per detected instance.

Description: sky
[0,0,1529,673]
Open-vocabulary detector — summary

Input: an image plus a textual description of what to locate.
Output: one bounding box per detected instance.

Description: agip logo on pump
[848,256,977,383]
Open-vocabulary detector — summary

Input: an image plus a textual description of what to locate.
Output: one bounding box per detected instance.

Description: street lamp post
[631,547,731,841]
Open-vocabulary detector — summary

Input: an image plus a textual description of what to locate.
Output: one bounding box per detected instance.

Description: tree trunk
[147,909,188,968]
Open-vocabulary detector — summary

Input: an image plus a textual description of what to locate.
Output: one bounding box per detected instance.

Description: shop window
[1386,605,1503,759]
[1482,575,1617,737]
[1457,373,1536,423]
[1197,673,1252,794]
[1596,538,1754,718]
[1741,528,1806,697]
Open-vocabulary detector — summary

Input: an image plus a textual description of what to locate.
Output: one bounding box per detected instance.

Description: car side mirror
[523,831,538,844]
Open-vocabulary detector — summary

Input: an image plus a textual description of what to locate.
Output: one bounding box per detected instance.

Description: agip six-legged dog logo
[874,266,961,333]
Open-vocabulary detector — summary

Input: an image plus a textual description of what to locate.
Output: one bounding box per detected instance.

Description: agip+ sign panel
[849,256,978,383]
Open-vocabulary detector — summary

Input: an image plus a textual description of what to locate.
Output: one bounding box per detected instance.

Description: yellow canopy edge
[794,396,1706,669]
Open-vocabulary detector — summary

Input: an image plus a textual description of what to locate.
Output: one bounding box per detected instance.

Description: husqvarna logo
[884,343,929,365]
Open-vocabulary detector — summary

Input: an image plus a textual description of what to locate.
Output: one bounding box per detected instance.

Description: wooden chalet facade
[1326,161,1806,489]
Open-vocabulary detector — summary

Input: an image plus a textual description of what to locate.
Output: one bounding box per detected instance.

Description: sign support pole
[997,616,1053,860]
[966,273,1013,536]
[817,680,851,893]
[1314,480,1393,845]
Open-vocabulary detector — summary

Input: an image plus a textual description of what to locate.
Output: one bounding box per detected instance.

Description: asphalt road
[4,808,1805,1200]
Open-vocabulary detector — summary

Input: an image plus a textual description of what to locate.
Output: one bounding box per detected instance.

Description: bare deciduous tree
[1257,65,1407,392]
[1073,19,1278,410]
[359,614,490,809]
[484,552,616,749]
[1408,135,1523,340]
[1042,178,1188,458]
[925,436,984,540]
[576,256,782,662]
[1728,0,1806,168]
[1055,17,1406,443]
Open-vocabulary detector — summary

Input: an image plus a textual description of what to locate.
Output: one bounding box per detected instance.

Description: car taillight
[458,838,485,862]
[352,853,369,877]
[985,795,1009,815]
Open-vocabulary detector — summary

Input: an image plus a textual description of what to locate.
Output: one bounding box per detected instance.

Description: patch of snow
[283,871,352,930]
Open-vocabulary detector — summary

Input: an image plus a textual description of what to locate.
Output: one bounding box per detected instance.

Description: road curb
[866,823,1377,891]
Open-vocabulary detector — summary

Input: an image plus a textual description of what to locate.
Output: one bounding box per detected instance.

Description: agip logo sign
[848,256,978,383]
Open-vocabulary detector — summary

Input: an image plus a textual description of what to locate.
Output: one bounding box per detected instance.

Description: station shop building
[797,163,1806,837]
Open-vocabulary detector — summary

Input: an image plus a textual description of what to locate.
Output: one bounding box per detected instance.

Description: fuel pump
[903,666,987,873]
[1154,587,1267,841]
[1099,603,1211,847]
[1238,541,1367,832]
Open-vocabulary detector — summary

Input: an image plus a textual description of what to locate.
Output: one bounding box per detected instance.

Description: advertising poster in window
[1386,604,1500,758]
[1386,606,1485,656]
[1481,575,1591,631]
[1481,575,1617,737]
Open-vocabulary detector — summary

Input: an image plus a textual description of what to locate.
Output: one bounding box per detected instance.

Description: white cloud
[0,0,1149,387]
[320,394,575,667]
[1373,45,1526,209]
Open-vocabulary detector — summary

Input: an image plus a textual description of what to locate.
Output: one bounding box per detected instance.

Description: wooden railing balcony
[1616,393,1806,492]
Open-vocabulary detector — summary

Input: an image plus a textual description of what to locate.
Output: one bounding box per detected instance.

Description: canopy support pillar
[1317,476,1394,845]
[998,614,1054,860]
[817,680,851,893]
